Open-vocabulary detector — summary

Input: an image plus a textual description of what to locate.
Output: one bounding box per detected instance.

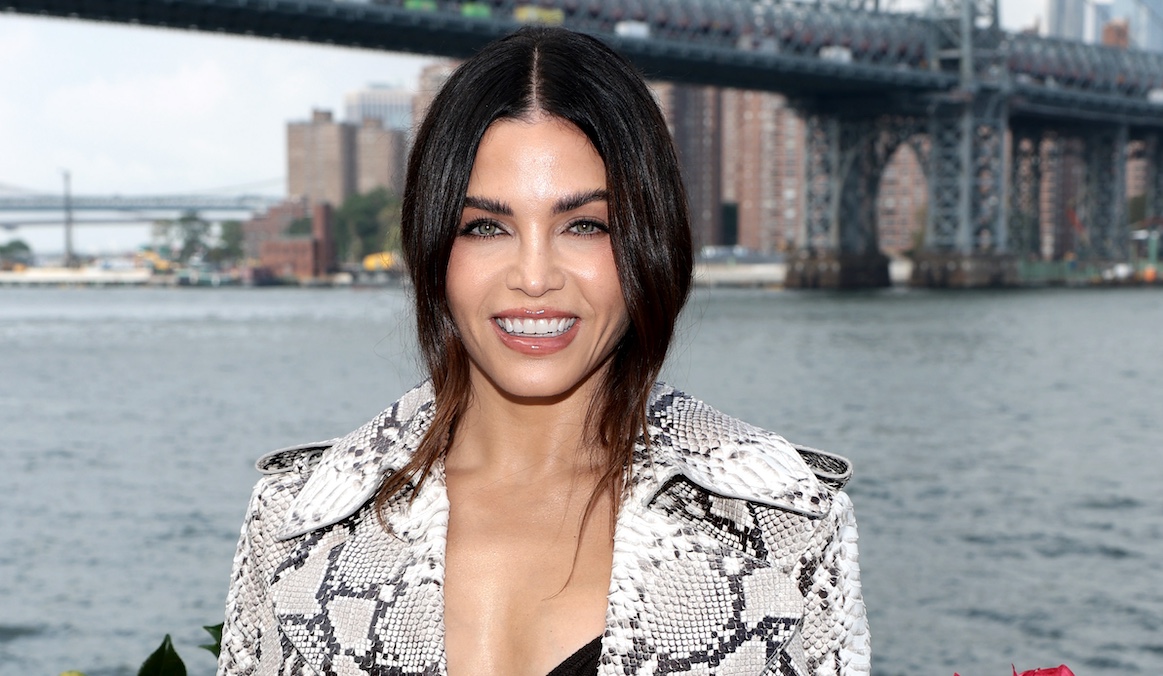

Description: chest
[442,478,613,675]
[265,478,811,675]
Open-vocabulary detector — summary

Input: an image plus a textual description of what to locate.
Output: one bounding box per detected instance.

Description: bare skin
[443,386,613,676]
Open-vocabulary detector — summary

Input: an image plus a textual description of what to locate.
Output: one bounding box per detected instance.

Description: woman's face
[446,113,629,402]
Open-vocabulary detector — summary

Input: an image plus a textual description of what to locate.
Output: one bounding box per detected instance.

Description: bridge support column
[790,113,921,289]
[1145,133,1163,229]
[1080,124,1129,261]
[1009,125,1044,259]
[785,251,891,289]
[915,95,1013,287]
[924,97,1007,253]
[909,252,1019,287]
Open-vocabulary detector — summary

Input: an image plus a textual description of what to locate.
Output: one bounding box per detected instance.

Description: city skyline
[0,2,1080,254]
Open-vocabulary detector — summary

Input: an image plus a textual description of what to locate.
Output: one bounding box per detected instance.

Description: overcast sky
[0,3,1042,254]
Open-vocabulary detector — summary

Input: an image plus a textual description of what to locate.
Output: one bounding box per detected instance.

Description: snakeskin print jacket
[218,381,870,675]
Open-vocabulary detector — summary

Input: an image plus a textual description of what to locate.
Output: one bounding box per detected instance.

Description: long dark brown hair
[375,26,693,520]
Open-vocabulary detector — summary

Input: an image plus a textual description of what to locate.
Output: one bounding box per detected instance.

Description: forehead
[468,115,606,194]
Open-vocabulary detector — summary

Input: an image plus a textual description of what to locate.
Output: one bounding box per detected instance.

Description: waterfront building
[287,109,356,207]
[1047,0,1088,40]
[877,146,928,256]
[1103,17,1132,46]
[257,202,336,280]
[1110,0,1163,50]
[356,118,407,196]
[412,62,459,137]
[652,82,723,249]
[345,84,412,131]
[721,89,804,254]
[240,199,309,261]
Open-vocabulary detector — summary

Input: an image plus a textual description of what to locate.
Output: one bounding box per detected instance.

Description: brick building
[257,203,336,280]
[652,82,723,249]
[722,89,805,253]
[356,118,407,196]
[288,110,356,207]
[413,62,459,132]
[240,199,310,261]
[877,146,928,255]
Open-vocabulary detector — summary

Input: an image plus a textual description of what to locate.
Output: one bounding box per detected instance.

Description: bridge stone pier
[8,0,1163,288]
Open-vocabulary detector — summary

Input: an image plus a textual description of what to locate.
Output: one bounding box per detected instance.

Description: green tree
[335,188,403,263]
[0,239,33,269]
[153,211,211,263]
[286,217,312,236]
[0,238,32,259]
[205,220,246,266]
[1128,194,1147,228]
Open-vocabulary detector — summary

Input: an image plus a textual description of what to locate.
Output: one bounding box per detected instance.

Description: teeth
[495,317,577,337]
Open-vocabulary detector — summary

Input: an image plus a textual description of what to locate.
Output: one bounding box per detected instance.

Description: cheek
[445,242,479,324]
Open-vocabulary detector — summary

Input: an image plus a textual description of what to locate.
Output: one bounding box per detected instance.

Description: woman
[219,26,869,676]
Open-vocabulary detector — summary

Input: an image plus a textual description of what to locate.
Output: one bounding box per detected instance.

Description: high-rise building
[1089,1,1115,42]
[413,62,459,132]
[287,109,356,207]
[356,118,407,196]
[877,146,928,255]
[721,89,804,254]
[1103,17,1132,46]
[1110,0,1163,50]
[652,82,723,249]
[1047,0,1088,39]
[288,103,410,207]
[345,85,413,131]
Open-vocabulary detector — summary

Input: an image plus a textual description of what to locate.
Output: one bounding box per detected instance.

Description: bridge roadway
[5,0,1163,126]
[6,0,1163,287]
[0,194,283,213]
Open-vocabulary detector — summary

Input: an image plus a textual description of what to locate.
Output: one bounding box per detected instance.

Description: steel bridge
[6,0,1163,286]
[0,194,283,212]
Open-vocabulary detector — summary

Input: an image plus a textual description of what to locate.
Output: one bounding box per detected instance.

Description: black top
[545,636,602,676]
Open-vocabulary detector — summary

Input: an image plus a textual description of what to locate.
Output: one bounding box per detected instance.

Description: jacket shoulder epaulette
[793,444,852,493]
[255,440,338,475]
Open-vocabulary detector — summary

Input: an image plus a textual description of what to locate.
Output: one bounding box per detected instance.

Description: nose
[506,233,565,297]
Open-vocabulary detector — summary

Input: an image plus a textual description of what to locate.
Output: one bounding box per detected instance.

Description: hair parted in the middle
[375,25,694,518]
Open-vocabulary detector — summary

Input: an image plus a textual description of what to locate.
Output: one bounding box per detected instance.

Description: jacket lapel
[598,386,830,674]
[267,382,449,675]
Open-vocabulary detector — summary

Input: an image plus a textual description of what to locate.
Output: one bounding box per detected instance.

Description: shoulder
[241,381,438,541]
[645,384,853,506]
[255,440,336,475]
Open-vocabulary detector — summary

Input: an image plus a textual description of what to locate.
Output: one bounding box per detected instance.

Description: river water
[1,286,1161,676]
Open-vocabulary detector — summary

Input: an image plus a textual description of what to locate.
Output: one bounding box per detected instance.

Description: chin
[476,365,605,404]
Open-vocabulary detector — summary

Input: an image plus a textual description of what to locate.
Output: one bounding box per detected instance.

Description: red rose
[1014,667,1075,676]
[953,666,1075,676]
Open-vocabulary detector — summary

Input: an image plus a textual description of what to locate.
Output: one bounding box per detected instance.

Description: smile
[494,317,577,337]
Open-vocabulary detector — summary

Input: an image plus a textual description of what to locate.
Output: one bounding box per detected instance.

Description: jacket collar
[276,380,830,541]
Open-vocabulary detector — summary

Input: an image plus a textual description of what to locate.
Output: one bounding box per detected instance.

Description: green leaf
[200,623,223,657]
[137,634,186,676]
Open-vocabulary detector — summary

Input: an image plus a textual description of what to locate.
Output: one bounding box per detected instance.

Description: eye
[568,219,608,237]
[460,219,503,238]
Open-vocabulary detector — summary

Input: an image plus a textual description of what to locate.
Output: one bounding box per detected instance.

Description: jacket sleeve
[217,479,280,675]
[797,490,871,676]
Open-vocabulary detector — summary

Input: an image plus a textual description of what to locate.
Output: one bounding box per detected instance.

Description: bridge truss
[6,0,1163,286]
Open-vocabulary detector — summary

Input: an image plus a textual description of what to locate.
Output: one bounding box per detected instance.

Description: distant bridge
[6,0,1163,286]
[0,194,283,213]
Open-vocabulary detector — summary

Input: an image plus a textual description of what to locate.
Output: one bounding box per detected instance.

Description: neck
[444,370,604,482]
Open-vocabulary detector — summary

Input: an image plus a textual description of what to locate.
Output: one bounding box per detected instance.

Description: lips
[491,310,580,355]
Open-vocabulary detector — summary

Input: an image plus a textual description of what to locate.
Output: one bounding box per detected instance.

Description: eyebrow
[462,195,512,216]
[461,189,608,217]
[552,189,608,215]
